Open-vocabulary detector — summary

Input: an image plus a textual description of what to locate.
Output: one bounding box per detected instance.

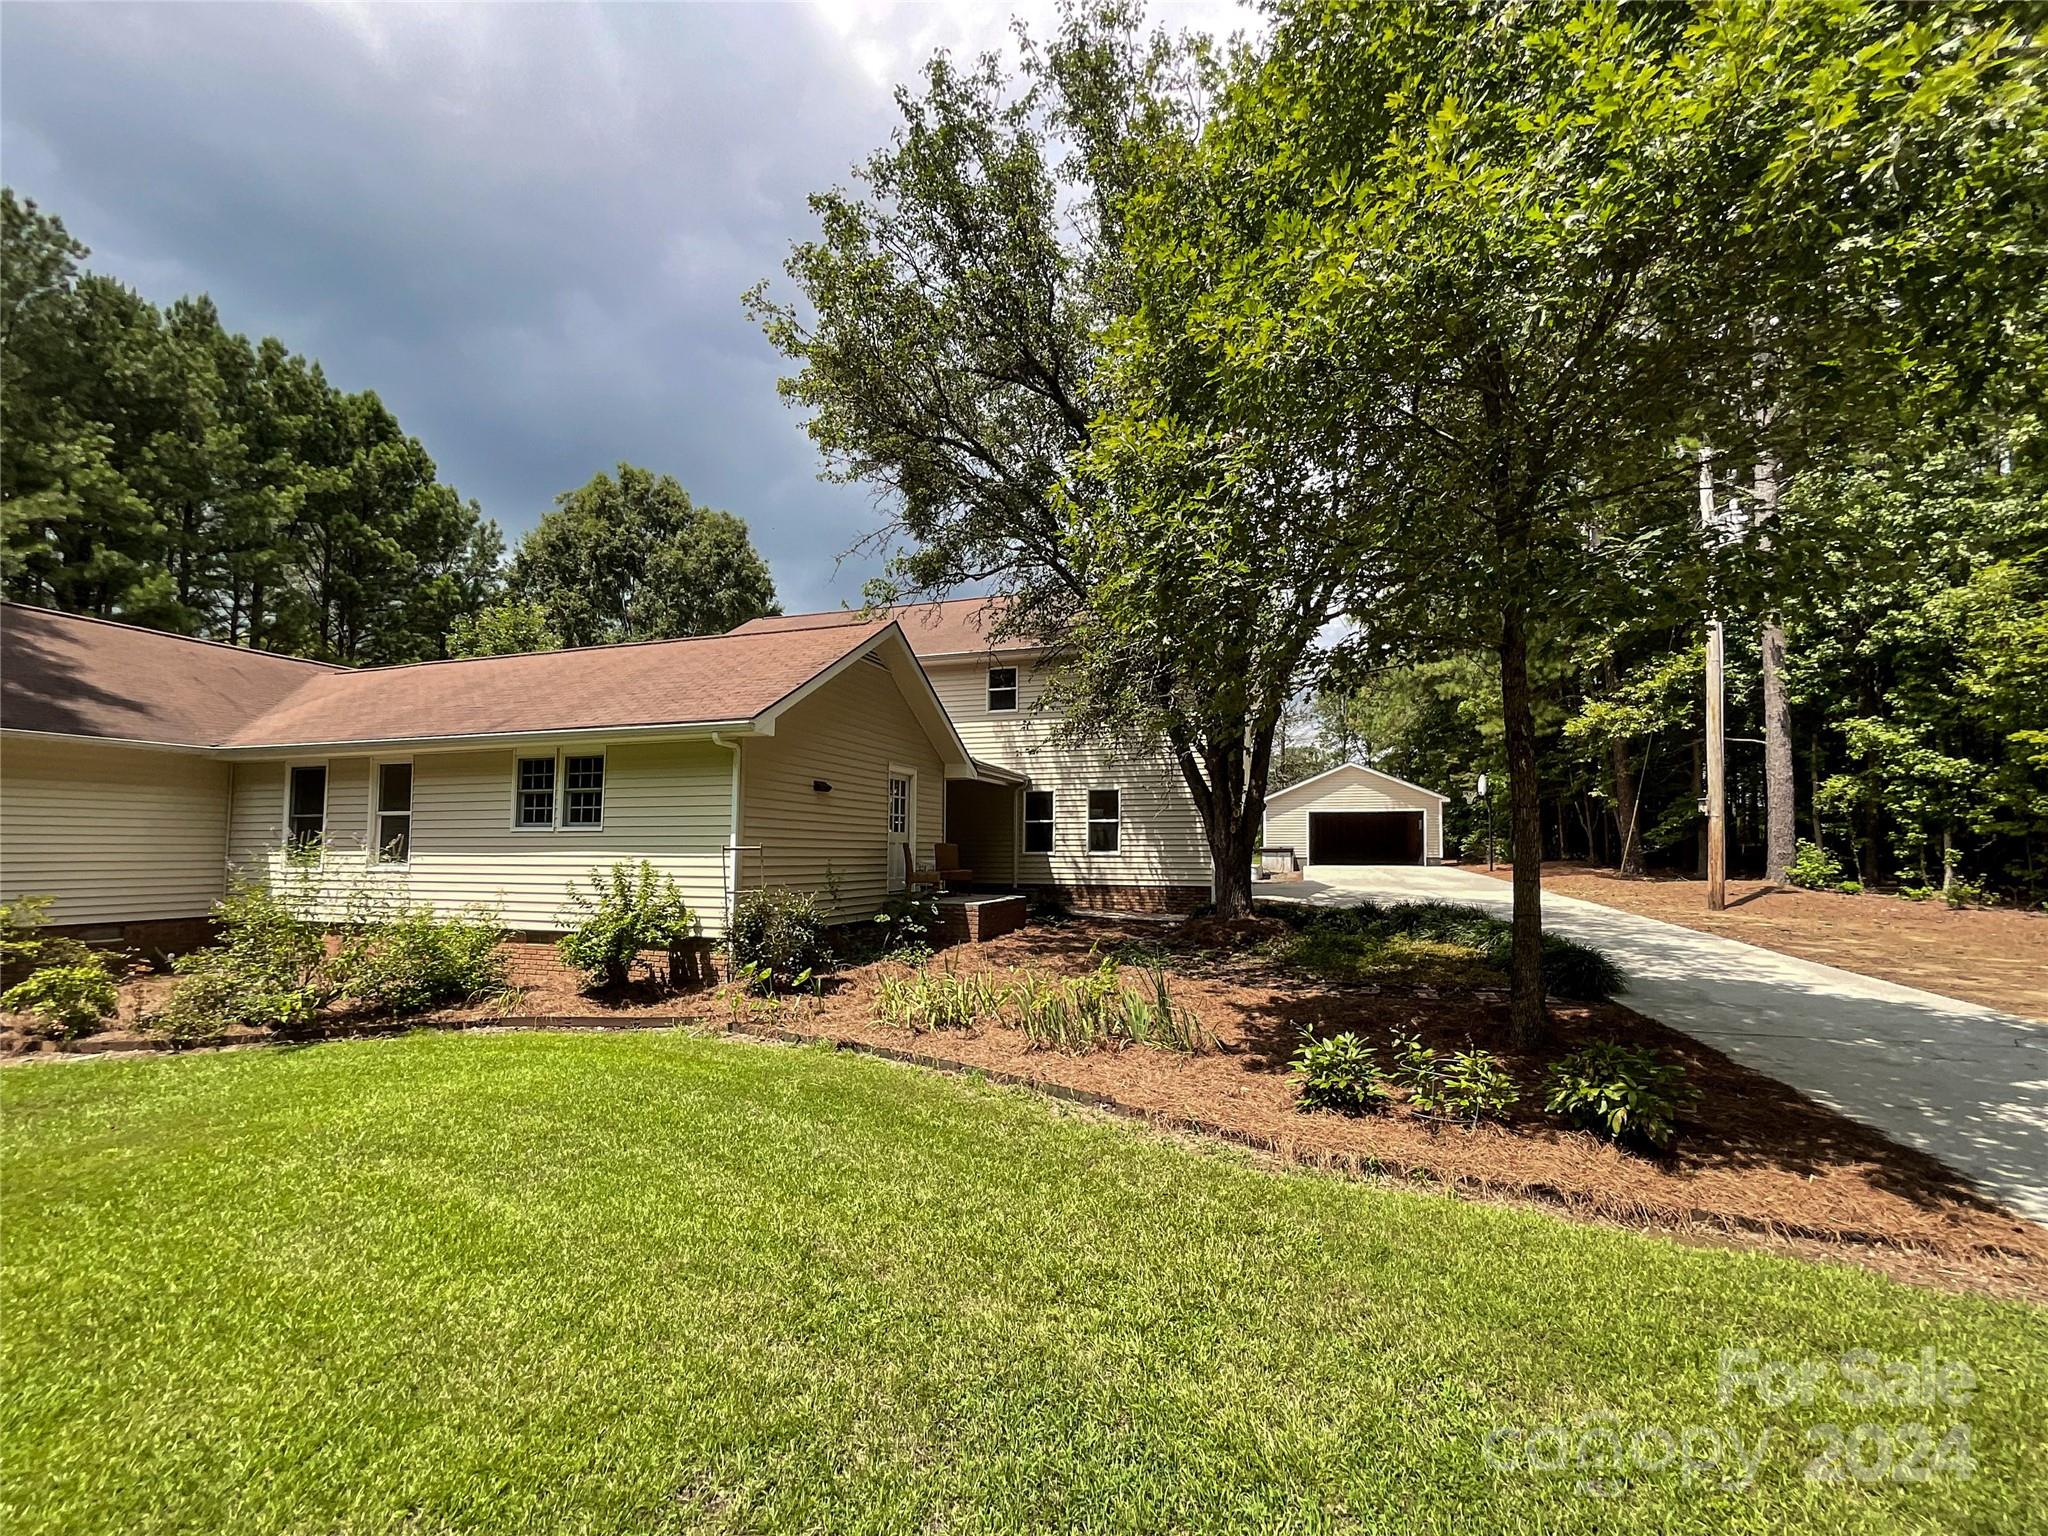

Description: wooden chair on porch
[934,843,973,889]
[902,843,944,892]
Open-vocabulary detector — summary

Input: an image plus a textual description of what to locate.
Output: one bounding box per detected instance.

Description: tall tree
[1,188,502,664]
[507,463,777,646]
[1162,0,2042,1039]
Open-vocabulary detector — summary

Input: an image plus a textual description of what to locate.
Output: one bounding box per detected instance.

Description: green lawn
[3,1033,2042,1534]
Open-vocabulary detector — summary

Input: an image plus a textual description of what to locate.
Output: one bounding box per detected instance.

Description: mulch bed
[9,914,2044,1300]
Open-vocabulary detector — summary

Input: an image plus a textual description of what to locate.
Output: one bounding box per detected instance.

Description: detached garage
[1263,762,1447,868]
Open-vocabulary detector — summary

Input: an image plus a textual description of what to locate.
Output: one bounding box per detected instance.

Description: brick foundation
[935,895,1028,947]
[1032,883,1208,915]
[48,916,217,964]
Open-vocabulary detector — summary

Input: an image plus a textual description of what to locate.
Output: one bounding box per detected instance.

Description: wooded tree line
[1,191,779,663]
[1296,424,2048,899]
[757,0,2045,1040]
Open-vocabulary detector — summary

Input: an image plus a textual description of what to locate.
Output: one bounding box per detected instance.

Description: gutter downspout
[712,733,743,945]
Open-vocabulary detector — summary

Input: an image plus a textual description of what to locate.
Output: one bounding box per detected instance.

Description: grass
[3,1031,2043,1535]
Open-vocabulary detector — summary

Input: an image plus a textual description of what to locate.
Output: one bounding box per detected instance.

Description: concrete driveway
[1268,864,2048,1224]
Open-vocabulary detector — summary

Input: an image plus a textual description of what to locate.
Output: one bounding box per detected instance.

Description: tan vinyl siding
[0,736,230,923]
[927,657,1210,888]
[229,740,732,935]
[1263,766,1445,863]
[738,655,944,919]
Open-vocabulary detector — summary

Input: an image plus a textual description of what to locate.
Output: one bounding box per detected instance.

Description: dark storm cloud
[0,1,923,610]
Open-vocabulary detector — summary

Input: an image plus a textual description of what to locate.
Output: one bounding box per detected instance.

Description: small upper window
[1087,788,1120,853]
[288,765,327,847]
[376,762,412,863]
[516,756,556,828]
[563,754,604,827]
[1024,789,1054,853]
[987,666,1018,712]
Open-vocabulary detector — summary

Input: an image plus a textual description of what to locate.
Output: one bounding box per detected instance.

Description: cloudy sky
[1,0,1253,613]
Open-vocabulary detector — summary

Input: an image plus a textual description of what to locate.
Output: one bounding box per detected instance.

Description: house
[0,602,970,947]
[732,599,1214,912]
[0,596,1213,949]
[1261,761,1448,868]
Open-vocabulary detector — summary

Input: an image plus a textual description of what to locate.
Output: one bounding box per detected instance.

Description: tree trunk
[1206,809,1261,920]
[1609,736,1645,875]
[1499,608,1548,1047]
[1761,618,1796,883]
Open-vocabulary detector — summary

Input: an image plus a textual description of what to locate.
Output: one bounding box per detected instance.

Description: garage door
[1309,810,1424,865]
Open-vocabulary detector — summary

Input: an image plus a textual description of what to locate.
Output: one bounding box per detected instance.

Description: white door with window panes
[886,772,913,891]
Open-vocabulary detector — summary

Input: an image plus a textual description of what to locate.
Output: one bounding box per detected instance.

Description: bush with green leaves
[558,862,697,990]
[727,886,826,993]
[1389,1032,1521,1124]
[871,887,940,959]
[1784,840,1844,890]
[1836,879,1864,896]
[1291,1031,1392,1115]
[338,905,508,1014]
[155,880,331,1041]
[0,895,101,988]
[1543,1041,1696,1152]
[2,964,119,1038]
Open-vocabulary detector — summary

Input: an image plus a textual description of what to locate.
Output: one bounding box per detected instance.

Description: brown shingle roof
[730,596,1036,658]
[1,603,897,749]
[1,603,338,747]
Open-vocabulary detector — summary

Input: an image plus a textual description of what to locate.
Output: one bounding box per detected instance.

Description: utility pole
[1706,619,1728,911]
[1754,450,1795,884]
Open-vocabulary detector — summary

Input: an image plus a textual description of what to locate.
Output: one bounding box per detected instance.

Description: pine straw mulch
[8,915,2043,1300]
[744,915,2048,1302]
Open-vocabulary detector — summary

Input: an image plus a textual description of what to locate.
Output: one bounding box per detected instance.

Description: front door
[886,772,914,891]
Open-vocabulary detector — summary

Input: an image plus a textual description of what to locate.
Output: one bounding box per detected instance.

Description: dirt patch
[1473,862,2048,1020]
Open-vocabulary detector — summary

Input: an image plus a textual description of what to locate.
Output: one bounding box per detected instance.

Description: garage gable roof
[1264,761,1448,807]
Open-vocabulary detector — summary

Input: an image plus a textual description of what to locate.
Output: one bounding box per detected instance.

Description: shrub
[1291,1031,1392,1114]
[0,895,100,987]
[1785,840,1843,890]
[155,881,330,1040]
[871,888,940,959]
[727,886,826,992]
[1532,934,1627,1001]
[1543,1041,1696,1152]
[2,964,118,1037]
[338,905,507,1015]
[1836,879,1864,896]
[558,862,696,990]
[1389,1032,1521,1123]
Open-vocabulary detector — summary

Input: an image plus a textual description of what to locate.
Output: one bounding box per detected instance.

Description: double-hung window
[1024,790,1054,853]
[986,666,1018,712]
[563,754,605,827]
[515,752,604,830]
[1087,788,1121,853]
[375,763,413,863]
[287,764,327,847]
[516,756,558,828]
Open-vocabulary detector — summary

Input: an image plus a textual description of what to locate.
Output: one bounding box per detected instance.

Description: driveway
[1268,865,2048,1224]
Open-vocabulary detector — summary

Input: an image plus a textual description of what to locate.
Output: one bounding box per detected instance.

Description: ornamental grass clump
[872,968,1001,1032]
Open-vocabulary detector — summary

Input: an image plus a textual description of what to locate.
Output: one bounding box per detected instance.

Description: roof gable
[1265,760,1448,807]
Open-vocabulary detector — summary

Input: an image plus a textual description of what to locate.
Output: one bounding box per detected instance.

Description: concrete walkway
[1268,865,2048,1225]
